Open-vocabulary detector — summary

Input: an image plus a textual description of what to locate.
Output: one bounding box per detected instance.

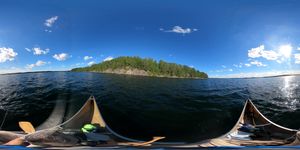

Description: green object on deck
[81,124,96,133]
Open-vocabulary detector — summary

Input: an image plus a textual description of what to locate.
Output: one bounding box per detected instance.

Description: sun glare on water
[281,76,298,110]
[279,44,292,58]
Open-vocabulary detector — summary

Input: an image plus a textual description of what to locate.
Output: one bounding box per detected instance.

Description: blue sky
[1,0,300,78]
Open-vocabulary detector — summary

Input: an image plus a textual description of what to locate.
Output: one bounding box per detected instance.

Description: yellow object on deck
[19,121,36,134]
[19,121,35,134]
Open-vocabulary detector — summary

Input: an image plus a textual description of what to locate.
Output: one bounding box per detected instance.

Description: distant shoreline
[254,74,300,79]
[211,73,300,79]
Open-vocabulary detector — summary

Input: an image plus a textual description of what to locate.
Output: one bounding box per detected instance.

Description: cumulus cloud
[88,61,96,66]
[103,56,113,62]
[84,56,93,61]
[250,60,267,67]
[33,47,49,55]
[44,16,58,27]
[0,47,18,63]
[297,47,300,50]
[261,50,279,60]
[53,53,69,61]
[295,54,300,64]
[160,26,197,35]
[248,45,264,58]
[248,45,279,60]
[26,60,48,69]
[26,47,49,55]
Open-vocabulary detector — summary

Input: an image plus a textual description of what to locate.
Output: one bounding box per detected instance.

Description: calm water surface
[0,72,300,142]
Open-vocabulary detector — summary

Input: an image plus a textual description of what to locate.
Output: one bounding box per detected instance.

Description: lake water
[0,72,300,142]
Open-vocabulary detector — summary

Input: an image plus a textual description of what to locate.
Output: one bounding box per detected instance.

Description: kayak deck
[1,98,299,148]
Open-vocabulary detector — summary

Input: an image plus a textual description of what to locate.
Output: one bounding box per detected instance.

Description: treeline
[72,56,208,78]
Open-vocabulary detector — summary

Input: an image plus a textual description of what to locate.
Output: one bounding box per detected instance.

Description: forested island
[71,56,208,79]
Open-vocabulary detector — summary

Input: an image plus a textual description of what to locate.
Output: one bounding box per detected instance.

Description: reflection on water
[279,76,299,110]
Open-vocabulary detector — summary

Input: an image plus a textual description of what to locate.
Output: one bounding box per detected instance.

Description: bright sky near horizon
[1,0,300,78]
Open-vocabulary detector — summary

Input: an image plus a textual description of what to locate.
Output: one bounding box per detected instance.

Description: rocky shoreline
[92,68,204,79]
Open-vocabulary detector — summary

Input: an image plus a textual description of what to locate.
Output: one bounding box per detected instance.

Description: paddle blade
[19,121,35,134]
[4,137,28,146]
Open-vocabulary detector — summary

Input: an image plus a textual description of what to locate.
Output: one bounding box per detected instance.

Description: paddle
[19,121,36,134]
[128,136,165,146]
[3,121,35,146]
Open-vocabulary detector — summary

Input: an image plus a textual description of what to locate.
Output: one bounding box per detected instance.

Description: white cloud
[103,56,113,62]
[26,60,48,69]
[213,68,234,73]
[53,53,69,61]
[248,45,264,58]
[295,54,300,64]
[25,48,31,52]
[45,29,52,33]
[245,63,251,67]
[32,47,49,55]
[88,61,96,66]
[233,63,243,68]
[84,56,93,61]
[250,60,267,67]
[44,16,58,27]
[248,45,279,60]
[161,26,197,35]
[261,50,279,60]
[0,47,18,63]
[36,60,48,66]
[25,47,49,55]
[297,47,300,50]
[276,60,283,64]
[26,64,34,69]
